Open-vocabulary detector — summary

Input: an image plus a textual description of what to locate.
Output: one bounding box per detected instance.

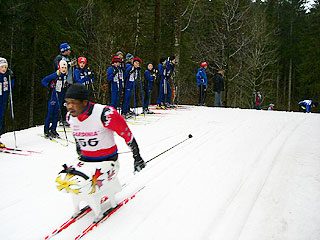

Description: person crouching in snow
[41,59,69,138]
[0,57,14,148]
[56,83,146,220]
[298,99,318,113]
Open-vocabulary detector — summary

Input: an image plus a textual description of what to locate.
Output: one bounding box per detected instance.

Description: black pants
[198,85,207,105]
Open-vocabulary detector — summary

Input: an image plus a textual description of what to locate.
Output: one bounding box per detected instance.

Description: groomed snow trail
[0,106,319,240]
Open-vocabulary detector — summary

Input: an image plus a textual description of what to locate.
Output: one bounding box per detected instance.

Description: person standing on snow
[0,57,14,148]
[107,56,123,110]
[213,69,224,107]
[156,57,168,109]
[74,57,94,95]
[121,57,142,118]
[56,83,146,220]
[164,56,176,107]
[41,59,69,138]
[196,62,208,106]
[298,99,318,113]
[253,89,262,110]
[143,62,156,114]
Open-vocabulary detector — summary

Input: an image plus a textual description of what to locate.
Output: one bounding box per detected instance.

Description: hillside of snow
[0,106,319,240]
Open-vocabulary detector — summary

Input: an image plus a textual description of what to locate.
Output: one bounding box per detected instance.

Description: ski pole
[8,74,17,148]
[146,134,193,163]
[139,73,145,116]
[133,71,137,120]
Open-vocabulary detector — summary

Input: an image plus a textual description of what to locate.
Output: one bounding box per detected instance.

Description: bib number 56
[78,138,99,147]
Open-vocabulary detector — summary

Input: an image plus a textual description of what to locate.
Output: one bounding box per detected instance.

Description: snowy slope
[0,106,320,240]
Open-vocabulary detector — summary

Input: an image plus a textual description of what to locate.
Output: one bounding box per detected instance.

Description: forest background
[0,0,319,133]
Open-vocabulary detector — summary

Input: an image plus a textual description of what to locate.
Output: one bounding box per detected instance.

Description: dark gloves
[7,68,14,77]
[128,138,146,172]
[134,155,146,172]
[113,68,119,75]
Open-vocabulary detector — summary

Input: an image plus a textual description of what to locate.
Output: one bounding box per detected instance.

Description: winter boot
[44,129,51,139]
[50,129,60,138]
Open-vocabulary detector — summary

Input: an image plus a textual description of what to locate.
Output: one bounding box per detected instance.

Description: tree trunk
[29,24,38,127]
[173,0,182,104]
[152,0,161,104]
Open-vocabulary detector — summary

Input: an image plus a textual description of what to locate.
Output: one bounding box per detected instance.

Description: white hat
[0,57,8,67]
[58,59,68,69]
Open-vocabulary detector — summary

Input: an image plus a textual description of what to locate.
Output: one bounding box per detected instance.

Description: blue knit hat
[60,43,71,53]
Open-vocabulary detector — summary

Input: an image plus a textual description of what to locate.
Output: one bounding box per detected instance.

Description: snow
[0,106,320,240]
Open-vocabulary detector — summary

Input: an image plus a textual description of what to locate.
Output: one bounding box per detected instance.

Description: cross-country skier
[0,57,14,148]
[41,59,69,138]
[74,57,94,96]
[107,56,123,110]
[156,57,168,109]
[298,99,318,113]
[56,83,146,221]
[196,62,208,106]
[165,56,176,107]
[143,62,156,114]
[121,57,142,118]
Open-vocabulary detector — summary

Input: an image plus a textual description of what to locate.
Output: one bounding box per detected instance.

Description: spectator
[253,89,262,110]
[213,69,224,106]
[196,62,208,106]
[298,99,318,113]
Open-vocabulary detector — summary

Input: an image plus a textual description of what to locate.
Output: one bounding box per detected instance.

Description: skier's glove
[7,68,14,77]
[134,155,146,172]
[128,137,146,172]
[113,68,119,75]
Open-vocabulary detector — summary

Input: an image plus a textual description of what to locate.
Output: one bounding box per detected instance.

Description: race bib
[0,83,2,95]
[56,80,62,92]
[3,77,8,91]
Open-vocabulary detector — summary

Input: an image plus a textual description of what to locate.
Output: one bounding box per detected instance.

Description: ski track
[0,106,319,240]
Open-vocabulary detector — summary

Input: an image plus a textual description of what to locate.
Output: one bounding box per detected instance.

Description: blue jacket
[144,69,155,91]
[124,64,140,86]
[41,72,68,103]
[0,71,14,102]
[74,68,94,85]
[107,65,123,88]
[165,61,175,80]
[196,67,207,86]
[158,63,167,82]
[299,100,313,113]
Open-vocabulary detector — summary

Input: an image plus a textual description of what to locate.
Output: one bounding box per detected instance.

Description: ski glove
[134,155,146,172]
[128,138,146,172]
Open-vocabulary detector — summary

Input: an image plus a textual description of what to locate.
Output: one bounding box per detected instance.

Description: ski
[74,186,145,240]
[39,134,69,147]
[44,195,109,240]
[0,148,31,156]
[1,147,41,154]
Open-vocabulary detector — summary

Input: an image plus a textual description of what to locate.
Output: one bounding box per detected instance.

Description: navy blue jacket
[0,71,14,103]
[74,68,94,85]
[144,69,155,91]
[41,72,68,103]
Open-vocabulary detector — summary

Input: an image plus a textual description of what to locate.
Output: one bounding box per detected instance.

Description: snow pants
[0,93,8,136]
[143,88,152,109]
[44,99,60,132]
[198,85,207,105]
[56,158,121,218]
[121,81,135,114]
[110,81,122,110]
[157,79,172,105]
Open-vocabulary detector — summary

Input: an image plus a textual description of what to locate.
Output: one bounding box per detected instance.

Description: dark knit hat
[65,83,89,100]
[160,57,166,64]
